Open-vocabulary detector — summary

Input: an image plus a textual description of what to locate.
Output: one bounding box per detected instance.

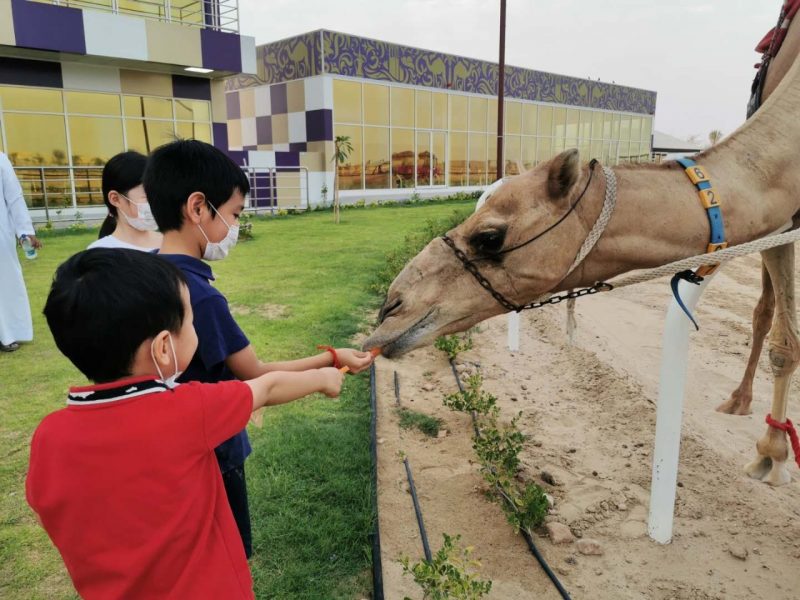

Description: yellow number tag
[685,165,710,185]
[698,188,720,209]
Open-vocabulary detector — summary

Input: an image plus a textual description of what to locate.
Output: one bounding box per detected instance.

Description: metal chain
[440,235,613,313]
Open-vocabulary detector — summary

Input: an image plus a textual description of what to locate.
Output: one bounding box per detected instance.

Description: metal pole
[496,0,506,181]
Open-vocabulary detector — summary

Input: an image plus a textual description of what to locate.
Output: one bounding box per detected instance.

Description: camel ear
[546,149,580,199]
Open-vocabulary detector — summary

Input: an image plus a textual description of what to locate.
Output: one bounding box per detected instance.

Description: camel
[720,1,800,416]
[364,16,800,487]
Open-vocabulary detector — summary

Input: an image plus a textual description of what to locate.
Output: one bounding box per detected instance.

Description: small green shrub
[397,408,444,437]
[239,212,254,241]
[401,534,492,600]
[473,415,526,484]
[501,482,549,533]
[443,374,497,417]
[434,331,473,360]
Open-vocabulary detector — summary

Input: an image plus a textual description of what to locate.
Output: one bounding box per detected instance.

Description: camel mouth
[364,307,438,358]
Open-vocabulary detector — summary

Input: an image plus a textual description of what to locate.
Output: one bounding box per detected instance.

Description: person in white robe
[0,152,41,352]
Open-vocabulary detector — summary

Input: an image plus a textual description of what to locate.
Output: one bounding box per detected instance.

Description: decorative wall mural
[226,30,656,115]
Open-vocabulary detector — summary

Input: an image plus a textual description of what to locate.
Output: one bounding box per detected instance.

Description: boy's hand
[336,348,374,374]
[319,367,344,397]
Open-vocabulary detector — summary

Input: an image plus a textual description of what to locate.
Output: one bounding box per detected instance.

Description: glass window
[391,128,414,188]
[4,113,67,166]
[432,132,446,185]
[521,136,536,171]
[566,109,579,138]
[450,95,468,131]
[68,116,124,165]
[641,116,652,143]
[143,97,173,119]
[590,140,602,160]
[630,116,642,142]
[537,137,552,164]
[487,134,498,181]
[334,80,362,124]
[364,126,390,189]
[449,131,467,186]
[174,98,210,122]
[175,121,212,143]
[334,124,362,190]
[469,97,487,132]
[432,92,447,130]
[65,91,121,116]
[468,133,486,185]
[363,84,389,126]
[504,134,521,175]
[0,86,62,112]
[552,136,565,156]
[553,108,567,141]
[415,90,431,129]
[578,140,590,160]
[522,104,540,136]
[592,111,603,140]
[603,113,613,139]
[579,110,592,140]
[504,100,521,134]
[391,87,414,127]
[537,106,552,137]
[488,98,498,133]
[416,131,431,186]
[125,119,176,154]
[619,115,631,141]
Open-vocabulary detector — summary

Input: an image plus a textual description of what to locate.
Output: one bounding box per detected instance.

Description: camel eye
[470,228,506,255]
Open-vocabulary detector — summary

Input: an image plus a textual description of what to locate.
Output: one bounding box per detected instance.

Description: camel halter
[441,159,618,313]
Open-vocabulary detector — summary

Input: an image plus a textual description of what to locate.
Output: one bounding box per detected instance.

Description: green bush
[434,331,474,360]
[401,534,492,600]
[443,374,497,417]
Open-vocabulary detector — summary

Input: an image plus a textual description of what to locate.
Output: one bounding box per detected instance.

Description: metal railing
[243,166,310,213]
[42,0,239,33]
[17,164,311,222]
[15,166,104,223]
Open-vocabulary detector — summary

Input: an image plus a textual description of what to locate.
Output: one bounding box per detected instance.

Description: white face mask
[150,333,183,389]
[198,204,239,261]
[119,193,159,232]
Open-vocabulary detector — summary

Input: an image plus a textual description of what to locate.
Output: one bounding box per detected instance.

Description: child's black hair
[144,140,250,232]
[43,249,187,383]
[98,151,148,238]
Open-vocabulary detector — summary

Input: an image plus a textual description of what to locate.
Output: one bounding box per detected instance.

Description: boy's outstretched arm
[227,345,373,380]
[246,367,344,411]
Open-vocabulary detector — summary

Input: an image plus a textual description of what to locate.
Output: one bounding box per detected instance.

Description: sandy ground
[373,252,800,599]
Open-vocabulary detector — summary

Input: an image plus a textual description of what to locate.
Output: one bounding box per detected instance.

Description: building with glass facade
[0,0,255,222]
[226,30,656,208]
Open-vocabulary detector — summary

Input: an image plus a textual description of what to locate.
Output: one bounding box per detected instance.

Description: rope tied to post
[765,413,800,469]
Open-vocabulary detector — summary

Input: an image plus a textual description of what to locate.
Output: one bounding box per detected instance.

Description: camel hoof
[761,460,791,486]
[715,393,753,415]
[744,455,772,480]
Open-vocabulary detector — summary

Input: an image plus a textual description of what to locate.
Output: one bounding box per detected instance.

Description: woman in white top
[88,151,162,251]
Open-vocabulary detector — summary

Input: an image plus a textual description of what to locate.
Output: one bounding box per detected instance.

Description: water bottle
[20,234,37,260]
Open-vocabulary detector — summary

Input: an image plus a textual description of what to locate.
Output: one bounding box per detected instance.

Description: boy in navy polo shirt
[145,140,374,558]
[29,248,345,599]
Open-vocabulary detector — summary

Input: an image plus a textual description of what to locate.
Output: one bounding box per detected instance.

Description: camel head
[365,149,599,357]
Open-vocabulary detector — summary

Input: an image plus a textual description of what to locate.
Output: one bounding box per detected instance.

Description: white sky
[239,0,778,143]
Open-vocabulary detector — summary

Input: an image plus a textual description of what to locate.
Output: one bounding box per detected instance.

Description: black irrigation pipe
[393,370,401,406]
[403,456,433,562]
[369,364,385,600]
[447,357,572,600]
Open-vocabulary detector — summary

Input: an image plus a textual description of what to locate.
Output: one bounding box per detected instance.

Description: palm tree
[708,130,723,146]
[332,135,353,224]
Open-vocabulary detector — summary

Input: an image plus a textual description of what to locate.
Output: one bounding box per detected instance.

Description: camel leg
[717,261,774,415]
[743,244,798,486]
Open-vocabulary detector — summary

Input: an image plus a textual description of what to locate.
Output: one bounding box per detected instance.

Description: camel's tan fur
[365,20,800,486]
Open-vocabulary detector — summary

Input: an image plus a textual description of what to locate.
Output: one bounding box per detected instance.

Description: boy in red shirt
[27,248,344,599]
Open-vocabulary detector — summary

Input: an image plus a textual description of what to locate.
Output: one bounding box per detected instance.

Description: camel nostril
[379,297,403,323]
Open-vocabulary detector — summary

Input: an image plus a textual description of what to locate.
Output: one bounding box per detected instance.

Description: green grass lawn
[0,200,473,600]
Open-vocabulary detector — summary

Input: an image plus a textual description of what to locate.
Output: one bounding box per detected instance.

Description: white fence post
[648,272,716,544]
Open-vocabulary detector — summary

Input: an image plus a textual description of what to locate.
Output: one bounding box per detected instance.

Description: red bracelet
[317,345,341,369]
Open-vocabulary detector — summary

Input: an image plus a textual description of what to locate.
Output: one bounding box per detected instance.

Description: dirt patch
[229,303,289,320]
[374,255,800,599]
